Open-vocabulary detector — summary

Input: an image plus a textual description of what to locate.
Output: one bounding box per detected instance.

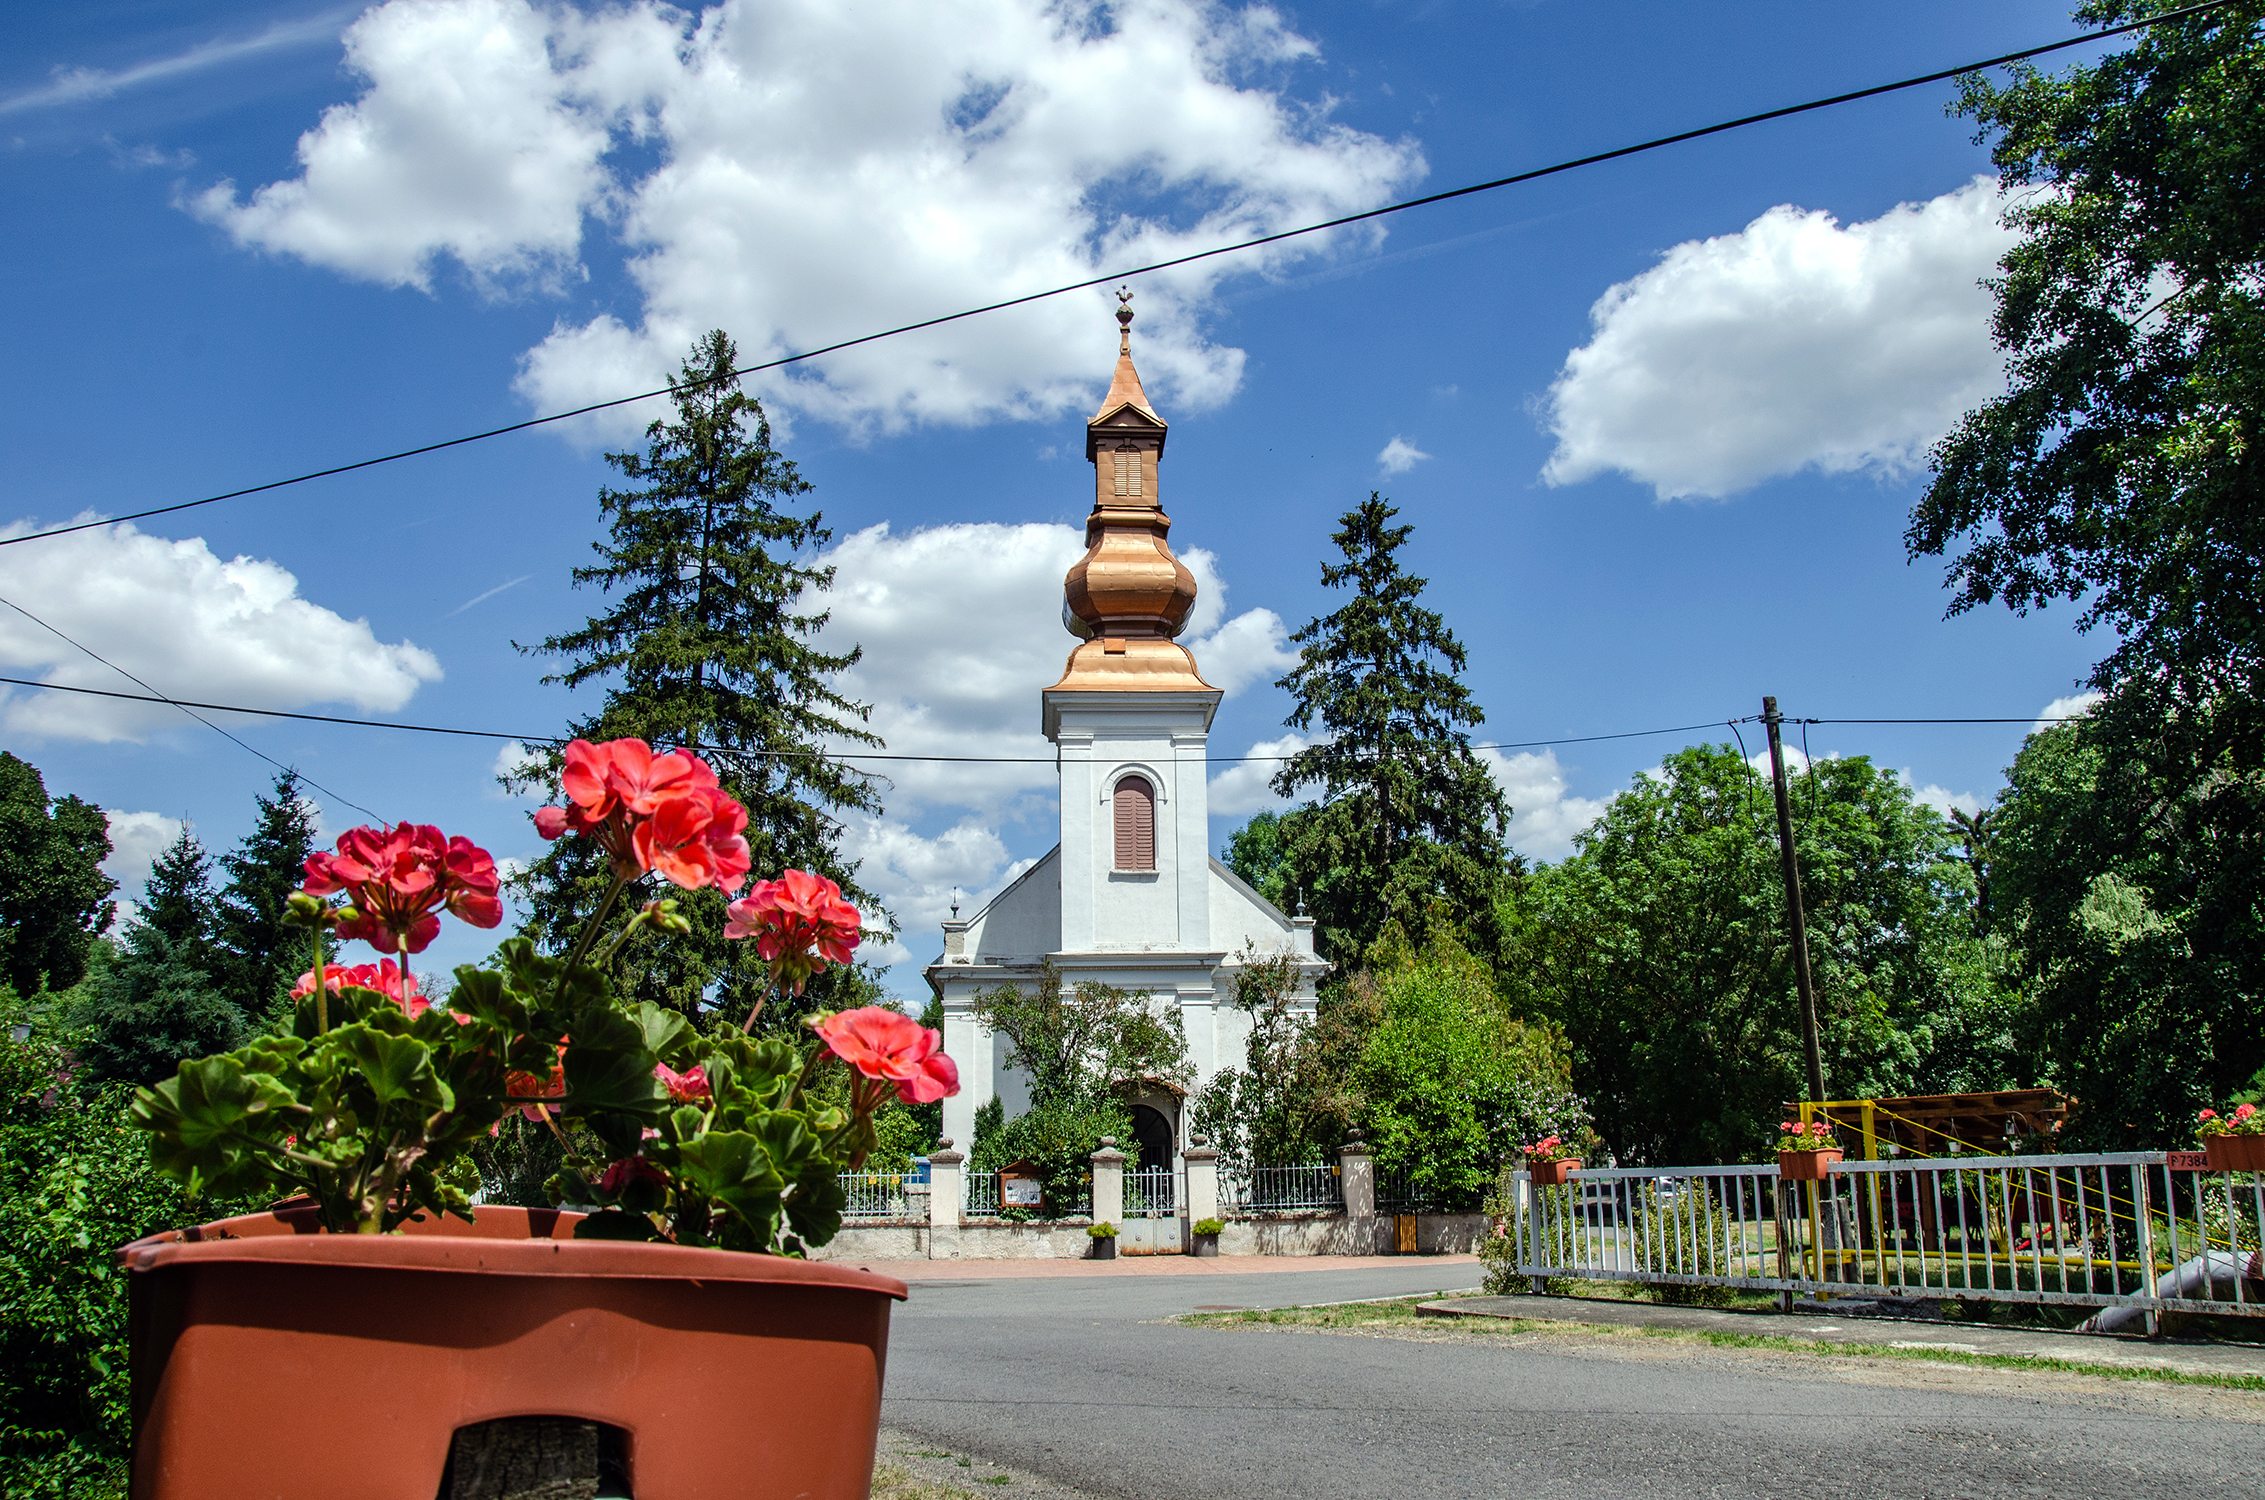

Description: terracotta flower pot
[1777,1148,1842,1182]
[2205,1134,2265,1172]
[1529,1157,1580,1188]
[122,1205,904,1500]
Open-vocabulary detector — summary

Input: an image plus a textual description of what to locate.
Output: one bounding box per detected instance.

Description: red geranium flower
[654,1062,711,1104]
[533,738,749,893]
[814,1005,959,1106]
[301,823,502,955]
[291,960,430,1018]
[724,869,863,993]
[632,785,752,895]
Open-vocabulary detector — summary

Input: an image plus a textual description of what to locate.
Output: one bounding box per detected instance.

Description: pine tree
[1270,495,1512,967]
[514,330,885,1025]
[216,771,319,1013]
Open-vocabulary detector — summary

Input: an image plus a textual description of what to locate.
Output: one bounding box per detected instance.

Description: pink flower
[655,1062,710,1104]
[532,738,749,893]
[2235,1104,2258,1122]
[814,1006,959,1106]
[724,869,863,993]
[301,823,502,955]
[2201,1109,2220,1120]
[292,960,427,1016]
[631,786,752,895]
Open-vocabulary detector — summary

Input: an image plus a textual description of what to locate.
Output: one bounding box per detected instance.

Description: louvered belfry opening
[1113,775,1156,871]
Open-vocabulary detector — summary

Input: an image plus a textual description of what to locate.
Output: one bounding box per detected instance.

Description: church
[929,297,1326,1173]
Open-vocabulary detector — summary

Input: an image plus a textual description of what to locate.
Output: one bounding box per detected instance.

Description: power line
[0,675,1735,765]
[0,598,386,822]
[0,0,2230,554]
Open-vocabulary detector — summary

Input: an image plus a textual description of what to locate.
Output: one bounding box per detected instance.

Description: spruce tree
[1270,495,1512,967]
[70,827,245,1085]
[139,830,218,964]
[515,330,884,1025]
[216,771,319,1012]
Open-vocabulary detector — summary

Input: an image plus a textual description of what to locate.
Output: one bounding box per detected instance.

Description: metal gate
[1121,1165,1181,1254]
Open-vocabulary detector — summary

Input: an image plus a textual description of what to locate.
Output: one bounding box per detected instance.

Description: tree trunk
[444,1417,600,1500]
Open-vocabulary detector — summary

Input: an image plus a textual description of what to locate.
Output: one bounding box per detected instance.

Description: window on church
[1112,448,1143,498]
[1113,775,1156,871]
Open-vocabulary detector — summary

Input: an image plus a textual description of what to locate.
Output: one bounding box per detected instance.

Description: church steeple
[1048,291,1214,701]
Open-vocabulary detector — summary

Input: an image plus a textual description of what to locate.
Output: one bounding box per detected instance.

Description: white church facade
[929,298,1326,1172]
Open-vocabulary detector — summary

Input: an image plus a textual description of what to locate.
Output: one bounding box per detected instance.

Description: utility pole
[1763,696,1826,1104]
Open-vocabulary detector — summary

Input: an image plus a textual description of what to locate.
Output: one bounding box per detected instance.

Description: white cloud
[1208,732,1307,818]
[1542,176,2015,500]
[191,0,668,292]
[192,0,1421,430]
[0,520,442,743]
[1484,748,1611,863]
[101,810,187,907]
[1377,436,1430,475]
[489,739,548,797]
[1902,775,1984,820]
[839,815,1035,968]
[0,9,353,117]
[2036,690,2102,734]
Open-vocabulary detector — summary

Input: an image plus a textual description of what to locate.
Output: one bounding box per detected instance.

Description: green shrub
[971,1095,1131,1211]
[0,1019,247,1497]
[1192,1217,1225,1236]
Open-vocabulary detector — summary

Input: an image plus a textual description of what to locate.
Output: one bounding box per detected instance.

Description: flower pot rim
[119,1204,906,1300]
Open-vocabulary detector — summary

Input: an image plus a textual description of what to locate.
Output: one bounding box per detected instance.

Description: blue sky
[1,0,2110,996]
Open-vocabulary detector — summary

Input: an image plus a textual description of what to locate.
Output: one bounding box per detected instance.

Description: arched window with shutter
[1112,774,1156,871]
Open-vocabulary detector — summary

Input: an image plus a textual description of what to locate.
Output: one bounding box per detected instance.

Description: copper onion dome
[1048,291,1215,695]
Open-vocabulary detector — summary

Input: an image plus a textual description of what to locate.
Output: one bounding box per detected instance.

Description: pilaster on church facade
[928,295,1325,1170]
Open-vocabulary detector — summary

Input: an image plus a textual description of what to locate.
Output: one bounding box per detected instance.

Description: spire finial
[1116,286,1133,355]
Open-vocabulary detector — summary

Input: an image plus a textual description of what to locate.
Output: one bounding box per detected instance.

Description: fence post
[1183,1142,1219,1251]
[2133,1161,2161,1338]
[1339,1137,1377,1251]
[926,1142,963,1261]
[1523,1170,1547,1295]
[1091,1137,1126,1230]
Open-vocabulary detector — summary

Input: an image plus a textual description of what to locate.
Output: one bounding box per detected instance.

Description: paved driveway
[879,1259,2265,1500]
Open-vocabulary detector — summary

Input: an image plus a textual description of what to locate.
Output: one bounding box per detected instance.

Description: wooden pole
[1763,696,1826,1104]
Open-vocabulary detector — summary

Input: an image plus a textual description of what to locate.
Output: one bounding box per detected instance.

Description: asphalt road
[881,1262,2265,1500]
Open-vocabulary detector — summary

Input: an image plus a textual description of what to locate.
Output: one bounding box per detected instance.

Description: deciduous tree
[0,753,113,998]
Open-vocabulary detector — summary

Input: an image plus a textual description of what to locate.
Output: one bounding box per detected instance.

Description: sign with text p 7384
[2165,1150,2209,1173]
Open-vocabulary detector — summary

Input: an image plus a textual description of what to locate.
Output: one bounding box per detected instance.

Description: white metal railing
[838,1169,918,1220]
[1223,1161,1343,1212]
[1505,1153,2265,1323]
[1125,1166,1176,1217]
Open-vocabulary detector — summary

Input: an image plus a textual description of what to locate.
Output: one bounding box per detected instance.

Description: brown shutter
[1113,777,1155,871]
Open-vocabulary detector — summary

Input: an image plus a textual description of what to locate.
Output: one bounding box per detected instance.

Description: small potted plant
[1776,1119,1842,1181]
[120,737,959,1500]
[1191,1216,1224,1256]
[1519,1134,1582,1188]
[1088,1221,1120,1260]
[2198,1102,2265,1171]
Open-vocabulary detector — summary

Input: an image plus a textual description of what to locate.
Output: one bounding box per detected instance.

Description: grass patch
[1181,1299,2265,1393]
[873,1460,986,1499]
